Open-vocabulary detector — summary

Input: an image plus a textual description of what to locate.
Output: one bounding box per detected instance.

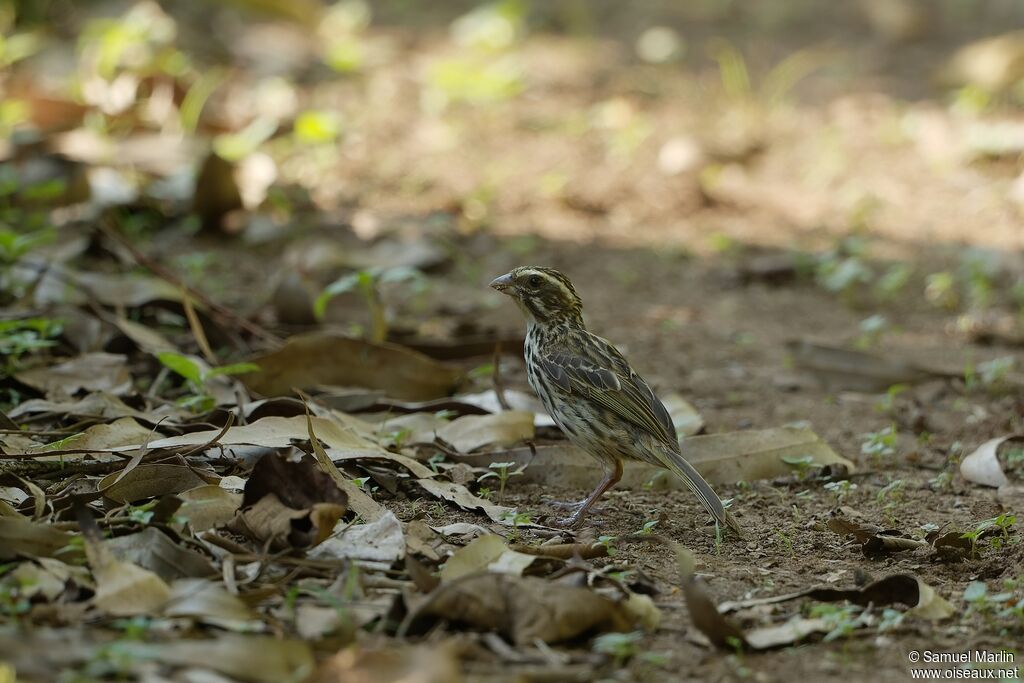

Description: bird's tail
[660,448,744,538]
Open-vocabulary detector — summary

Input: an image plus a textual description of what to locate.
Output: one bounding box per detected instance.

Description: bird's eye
[528,275,543,287]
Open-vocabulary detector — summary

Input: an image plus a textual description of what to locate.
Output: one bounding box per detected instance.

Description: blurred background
[2,0,1024,350]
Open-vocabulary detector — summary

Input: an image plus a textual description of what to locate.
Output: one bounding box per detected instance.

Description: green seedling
[157,352,259,412]
[0,317,63,374]
[315,266,424,342]
[781,454,817,480]
[591,631,646,667]
[855,314,889,349]
[861,425,898,464]
[478,460,527,502]
[824,479,857,504]
[594,535,618,557]
[874,384,908,415]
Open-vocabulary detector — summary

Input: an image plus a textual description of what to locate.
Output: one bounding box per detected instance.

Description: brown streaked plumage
[490,266,742,536]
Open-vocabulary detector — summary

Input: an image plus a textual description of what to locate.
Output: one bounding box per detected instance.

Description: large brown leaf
[241,333,463,400]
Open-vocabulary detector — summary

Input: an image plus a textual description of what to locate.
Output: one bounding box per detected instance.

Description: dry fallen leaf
[306,642,462,683]
[15,352,132,399]
[99,463,214,504]
[177,484,244,532]
[230,452,348,550]
[241,332,463,400]
[406,573,636,645]
[827,516,929,557]
[164,578,261,630]
[79,509,171,617]
[439,534,536,581]
[310,510,405,569]
[107,527,217,581]
[961,435,1023,488]
[0,516,76,561]
[436,411,535,453]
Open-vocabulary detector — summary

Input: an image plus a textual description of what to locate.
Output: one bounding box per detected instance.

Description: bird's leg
[557,459,623,528]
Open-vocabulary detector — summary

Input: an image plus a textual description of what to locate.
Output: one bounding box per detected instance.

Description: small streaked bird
[490,266,742,536]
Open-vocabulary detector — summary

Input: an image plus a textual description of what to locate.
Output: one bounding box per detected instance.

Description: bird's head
[490,266,584,326]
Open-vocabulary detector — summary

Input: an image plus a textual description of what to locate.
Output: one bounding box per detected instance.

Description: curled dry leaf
[79,510,172,617]
[310,511,405,569]
[241,332,463,401]
[230,452,348,550]
[439,534,536,581]
[826,516,929,557]
[164,578,261,630]
[177,484,243,532]
[415,479,518,525]
[406,573,637,646]
[715,574,955,649]
[0,516,76,561]
[436,411,535,453]
[305,421,387,524]
[114,414,382,456]
[44,417,155,453]
[14,352,132,399]
[7,392,155,421]
[661,392,705,437]
[961,435,1024,488]
[675,544,746,649]
[98,463,214,504]
[107,527,216,581]
[306,642,462,683]
[141,634,314,683]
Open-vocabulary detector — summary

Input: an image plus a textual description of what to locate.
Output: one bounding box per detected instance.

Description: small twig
[182,290,218,364]
[492,342,511,410]
[95,220,282,347]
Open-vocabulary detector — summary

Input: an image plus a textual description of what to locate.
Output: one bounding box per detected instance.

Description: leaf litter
[2,2,1022,681]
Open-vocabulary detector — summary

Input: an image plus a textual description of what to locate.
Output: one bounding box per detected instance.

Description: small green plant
[125,500,159,525]
[972,356,1017,392]
[638,520,659,535]
[861,425,898,463]
[781,454,817,480]
[1005,446,1024,477]
[874,263,912,301]
[776,530,795,557]
[594,535,618,557]
[110,616,154,640]
[876,608,905,633]
[875,479,905,524]
[157,352,259,412]
[961,514,1016,555]
[874,384,908,415]
[498,509,530,524]
[0,317,63,374]
[855,314,890,349]
[930,442,962,491]
[478,460,527,502]
[314,266,424,342]
[809,603,863,642]
[0,565,30,619]
[591,631,645,667]
[824,479,857,504]
[925,271,958,310]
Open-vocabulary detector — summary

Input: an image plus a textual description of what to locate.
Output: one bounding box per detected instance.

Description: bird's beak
[489,273,514,293]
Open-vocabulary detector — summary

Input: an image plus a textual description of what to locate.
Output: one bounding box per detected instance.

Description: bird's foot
[546,498,585,510]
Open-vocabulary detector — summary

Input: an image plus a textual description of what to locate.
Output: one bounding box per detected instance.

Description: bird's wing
[538,334,678,446]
